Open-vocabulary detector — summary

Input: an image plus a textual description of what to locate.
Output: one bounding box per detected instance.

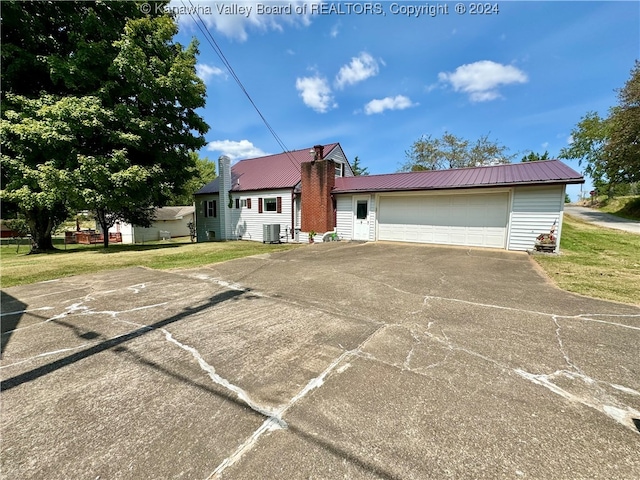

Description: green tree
[560,62,640,192]
[604,61,640,184]
[468,134,514,167]
[1,1,209,251]
[521,151,550,162]
[402,134,443,171]
[559,112,609,188]
[350,156,369,176]
[440,132,470,169]
[169,153,217,205]
[401,133,512,172]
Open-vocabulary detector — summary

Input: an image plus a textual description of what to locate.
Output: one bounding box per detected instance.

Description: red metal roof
[195,143,339,194]
[333,160,584,193]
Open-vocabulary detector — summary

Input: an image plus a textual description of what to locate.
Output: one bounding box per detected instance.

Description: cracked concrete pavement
[1,242,639,479]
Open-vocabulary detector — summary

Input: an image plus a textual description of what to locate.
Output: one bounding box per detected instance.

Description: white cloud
[335,52,380,89]
[542,142,550,150]
[295,75,336,113]
[206,140,268,161]
[173,1,318,42]
[196,63,225,83]
[364,95,416,115]
[438,60,528,102]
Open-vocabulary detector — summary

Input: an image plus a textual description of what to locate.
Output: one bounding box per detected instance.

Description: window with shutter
[276,197,282,213]
[247,198,252,209]
[258,198,263,213]
[204,200,217,218]
[235,198,240,209]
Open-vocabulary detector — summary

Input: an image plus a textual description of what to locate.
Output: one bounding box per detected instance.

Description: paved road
[565,205,640,234]
[2,243,639,479]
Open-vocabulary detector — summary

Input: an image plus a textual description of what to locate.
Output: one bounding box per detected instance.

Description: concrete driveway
[2,242,639,479]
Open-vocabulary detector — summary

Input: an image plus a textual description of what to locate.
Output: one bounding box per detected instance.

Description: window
[265,198,277,212]
[356,200,368,220]
[335,163,344,177]
[203,200,217,218]
[259,197,281,213]
[241,199,248,208]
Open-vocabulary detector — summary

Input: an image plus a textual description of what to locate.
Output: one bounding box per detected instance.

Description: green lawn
[0,239,300,288]
[3,219,639,306]
[597,195,640,221]
[534,215,640,305]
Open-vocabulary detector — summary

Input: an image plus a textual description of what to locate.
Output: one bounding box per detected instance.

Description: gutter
[332,179,585,195]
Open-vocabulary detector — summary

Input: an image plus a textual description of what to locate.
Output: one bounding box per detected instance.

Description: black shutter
[235,198,240,209]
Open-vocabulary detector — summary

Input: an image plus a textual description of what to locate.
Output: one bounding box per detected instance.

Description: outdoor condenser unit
[263,224,281,244]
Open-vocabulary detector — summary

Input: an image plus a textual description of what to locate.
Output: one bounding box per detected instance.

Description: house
[194,143,353,243]
[107,206,195,243]
[194,143,584,252]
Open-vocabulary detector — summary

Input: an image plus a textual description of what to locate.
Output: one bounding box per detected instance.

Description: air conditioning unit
[263,224,281,244]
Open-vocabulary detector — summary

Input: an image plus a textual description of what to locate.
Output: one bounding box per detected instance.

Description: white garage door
[378,193,509,248]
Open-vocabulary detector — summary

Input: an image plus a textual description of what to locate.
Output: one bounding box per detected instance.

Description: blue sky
[170,1,639,200]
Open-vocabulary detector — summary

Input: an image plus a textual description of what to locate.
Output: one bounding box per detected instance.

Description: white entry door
[353,197,369,240]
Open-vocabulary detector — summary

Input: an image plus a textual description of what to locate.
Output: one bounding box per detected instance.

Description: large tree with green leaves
[604,61,640,184]
[401,132,513,172]
[1,1,208,251]
[559,112,610,190]
[560,61,640,191]
[168,153,217,205]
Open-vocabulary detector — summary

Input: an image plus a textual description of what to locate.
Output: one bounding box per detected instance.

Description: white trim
[352,195,370,241]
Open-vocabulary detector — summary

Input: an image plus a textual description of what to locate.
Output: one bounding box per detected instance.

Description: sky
[169,0,639,201]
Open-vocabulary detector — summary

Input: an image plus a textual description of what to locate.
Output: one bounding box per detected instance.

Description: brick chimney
[312,144,324,162]
[301,148,335,233]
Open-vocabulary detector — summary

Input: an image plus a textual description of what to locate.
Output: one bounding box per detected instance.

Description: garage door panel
[378,193,508,248]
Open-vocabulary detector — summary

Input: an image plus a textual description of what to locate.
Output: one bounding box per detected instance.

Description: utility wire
[183,0,306,169]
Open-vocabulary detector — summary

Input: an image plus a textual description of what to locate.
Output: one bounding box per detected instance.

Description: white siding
[336,195,353,240]
[508,185,564,251]
[368,194,376,241]
[325,145,354,177]
[229,189,294,242]
[335,194,376,241]
[195,194,220,242]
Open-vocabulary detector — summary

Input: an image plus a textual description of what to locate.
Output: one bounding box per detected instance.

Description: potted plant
[308,230,316,244]
[535,222,557,252]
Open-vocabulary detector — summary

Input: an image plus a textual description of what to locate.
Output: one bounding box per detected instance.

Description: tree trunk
[27,210,56,254]
[95,209,111,249]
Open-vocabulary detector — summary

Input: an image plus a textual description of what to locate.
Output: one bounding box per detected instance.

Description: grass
[0,238,300,288]
[3,217,638,305]
[597,195,640,221]
[534,215,640,305]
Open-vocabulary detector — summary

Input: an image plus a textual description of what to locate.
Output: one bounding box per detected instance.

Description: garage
[377,192,509,248]
[333,160,585,252]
